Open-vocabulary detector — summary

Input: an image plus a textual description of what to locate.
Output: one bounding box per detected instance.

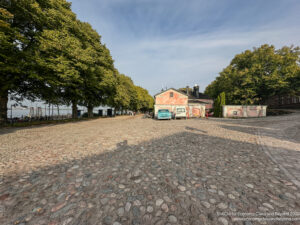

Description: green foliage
[205,44,300,105]
[219,92,226,117]
[0,7,24,94]
[109,72,154,112]
[213,95,220,117]
[220,92,226,105]
[213,92,225,117]
[0,0,153,120]
[111,72,132,110]
[135,86,154,112]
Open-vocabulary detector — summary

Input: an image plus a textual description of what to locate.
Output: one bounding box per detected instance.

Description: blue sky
[70,0,300,95]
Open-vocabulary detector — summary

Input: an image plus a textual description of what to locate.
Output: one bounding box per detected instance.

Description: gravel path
[0,114,299,225]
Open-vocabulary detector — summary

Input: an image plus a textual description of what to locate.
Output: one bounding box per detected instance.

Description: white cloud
[109,26,300,94]
[70,0,300,95]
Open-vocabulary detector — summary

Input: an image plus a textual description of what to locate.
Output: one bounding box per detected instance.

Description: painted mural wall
[188,104,206,118]
[155,90,188,105]
[222,105,267,118]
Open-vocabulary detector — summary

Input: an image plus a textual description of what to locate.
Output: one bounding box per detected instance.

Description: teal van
[157,109,172,120]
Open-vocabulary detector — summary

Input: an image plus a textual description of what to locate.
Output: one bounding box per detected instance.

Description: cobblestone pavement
[0,114,299,225]
[257,114,300,188]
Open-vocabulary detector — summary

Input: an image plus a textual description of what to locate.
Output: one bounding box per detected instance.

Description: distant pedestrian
[205,111,209,119]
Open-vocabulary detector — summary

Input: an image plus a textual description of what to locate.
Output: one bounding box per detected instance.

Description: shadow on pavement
[1,131,299,225]
[185,127,207,133]
[219,123,300,144]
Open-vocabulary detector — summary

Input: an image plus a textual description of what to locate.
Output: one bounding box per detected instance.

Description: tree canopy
[205,44,300,105]
[0,0,153,121]
[108,72,154,113]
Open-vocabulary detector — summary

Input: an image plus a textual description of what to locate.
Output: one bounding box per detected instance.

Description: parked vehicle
[157,109,172,120]
[174,107,187,119]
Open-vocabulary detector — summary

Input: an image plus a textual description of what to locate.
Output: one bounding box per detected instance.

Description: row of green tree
[0,0,154,121]
[205,44,300,105]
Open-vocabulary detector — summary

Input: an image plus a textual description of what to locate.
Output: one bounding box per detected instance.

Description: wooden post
[10,104,12,124]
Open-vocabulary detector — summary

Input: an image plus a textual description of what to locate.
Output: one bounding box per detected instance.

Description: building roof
[189,93,212,100]
[154,88,212,100]
[154,88,188,97]
[188,99,213,104]
[177,90,212,100]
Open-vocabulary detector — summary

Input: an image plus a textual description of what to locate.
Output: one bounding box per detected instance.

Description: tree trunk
[48,104,51,119]
[0,90,8,122]
[72,100,78,119]
[87,104,93,118]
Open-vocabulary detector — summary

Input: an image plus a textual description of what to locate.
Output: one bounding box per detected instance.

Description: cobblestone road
[0,114,299,225]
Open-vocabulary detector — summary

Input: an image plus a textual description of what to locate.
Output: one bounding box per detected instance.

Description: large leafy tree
[1,0,153,121]
[35,0,87,118]
[0,0,80,120]
[0,7,21,120]
[0,0,45,121]
[135,86,154,112]
[205,44,300,105]
[109,72,154,113]
[75,21,115,117]
[111,72,132,113]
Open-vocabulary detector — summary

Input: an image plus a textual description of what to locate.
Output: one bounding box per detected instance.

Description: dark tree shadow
[185,126,207,133]
[220,124,300,144]
[1,131,299,225]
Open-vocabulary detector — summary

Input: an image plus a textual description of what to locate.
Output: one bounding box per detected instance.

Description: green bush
[214,92,226,117]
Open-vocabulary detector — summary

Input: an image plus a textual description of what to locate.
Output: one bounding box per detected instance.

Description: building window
[292,97,296,103]
[170,92,173,98]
